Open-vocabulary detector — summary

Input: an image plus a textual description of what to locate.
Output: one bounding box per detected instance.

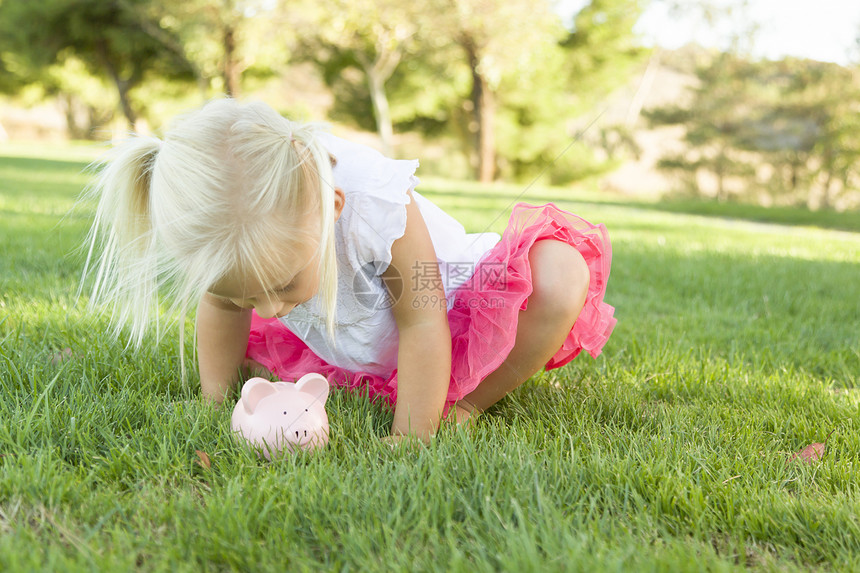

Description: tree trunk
[59,93,87,140]
[475,73,496,183]
[463,38,495,183]
[223,25,241,97]
[715,150,726,201]
[117,83,138,131]
[818,146,835,210]
[365,66,394,156]
[95,39,139,130]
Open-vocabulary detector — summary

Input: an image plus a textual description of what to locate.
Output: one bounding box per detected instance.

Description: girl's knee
[527,240,590,321]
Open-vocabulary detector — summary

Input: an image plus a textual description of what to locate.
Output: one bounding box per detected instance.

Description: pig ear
[241,377,279,414]
[295,373,329,406]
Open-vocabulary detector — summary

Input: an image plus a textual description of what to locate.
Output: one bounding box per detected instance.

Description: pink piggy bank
[231,374,330,458]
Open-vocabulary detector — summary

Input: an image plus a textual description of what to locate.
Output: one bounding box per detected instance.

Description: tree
[564,0,649,113]
[418,0,645,183]
[0,0,192,129]
[649,50,860,208]
[761,60,860,209]
[434,0,565,182]
[291,0,419,155]
[646,52,755,200]
[294,0,646,184]
[144,0,288,98]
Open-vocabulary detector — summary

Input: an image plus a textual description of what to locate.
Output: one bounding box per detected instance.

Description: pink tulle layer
[245,202,616,410]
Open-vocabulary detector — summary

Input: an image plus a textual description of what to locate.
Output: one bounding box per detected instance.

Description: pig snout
[277,409,324,446]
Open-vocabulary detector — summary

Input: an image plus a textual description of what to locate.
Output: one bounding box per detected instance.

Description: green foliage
[564,0,649,110]
[648,51,860,209]
[44,58,119,139]
[0,0,651,183]
[290,0,425,152]
[3,146,860,570]
[147,0,289,98]
[292,0,646,183]
[764,60,860,209]
[492,12,573,181]
[457,0,647,183]
[387,50,471,132]
[0,0,193,128]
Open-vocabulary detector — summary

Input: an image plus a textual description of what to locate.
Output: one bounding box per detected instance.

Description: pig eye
[305,408,308,412]
[283,411,287,415]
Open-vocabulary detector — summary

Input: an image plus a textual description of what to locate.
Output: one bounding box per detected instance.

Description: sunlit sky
[557,0,860,65]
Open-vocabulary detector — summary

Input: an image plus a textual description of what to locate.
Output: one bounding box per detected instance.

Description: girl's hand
[383,190,452,444]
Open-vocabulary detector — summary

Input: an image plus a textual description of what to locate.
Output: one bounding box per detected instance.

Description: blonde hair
[82,99,338,367]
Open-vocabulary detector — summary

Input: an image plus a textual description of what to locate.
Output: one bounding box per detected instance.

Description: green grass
[2,142,860,571]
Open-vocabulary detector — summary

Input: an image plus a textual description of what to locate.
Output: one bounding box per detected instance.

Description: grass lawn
[1,142,859,571]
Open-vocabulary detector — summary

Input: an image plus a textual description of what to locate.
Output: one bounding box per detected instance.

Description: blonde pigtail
[82,135,163,347]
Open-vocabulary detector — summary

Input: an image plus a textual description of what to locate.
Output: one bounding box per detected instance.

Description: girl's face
[208,189,345,319]
[210,238,322,319]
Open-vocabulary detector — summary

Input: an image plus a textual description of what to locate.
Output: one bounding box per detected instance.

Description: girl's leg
[455,239,590,420]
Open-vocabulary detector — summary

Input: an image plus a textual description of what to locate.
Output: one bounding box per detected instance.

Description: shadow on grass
[0,155,94,204]
[418,187,860,234]
[633,199,860,234]
[0,155,93,174]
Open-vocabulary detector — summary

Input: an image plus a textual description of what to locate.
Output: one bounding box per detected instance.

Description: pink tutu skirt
[246,203,616,411]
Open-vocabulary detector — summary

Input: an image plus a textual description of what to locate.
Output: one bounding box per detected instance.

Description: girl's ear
[333,188,345,222]
[295,373,330,406]
[241,377,279,414]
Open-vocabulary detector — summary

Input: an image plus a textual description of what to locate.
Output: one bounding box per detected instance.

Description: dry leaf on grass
[789,442,825,464]
[788,429,836,464]
[195,450,211,469]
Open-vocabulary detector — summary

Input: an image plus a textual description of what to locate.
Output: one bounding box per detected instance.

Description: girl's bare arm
[384,191,452,442]
[196,293,254,403]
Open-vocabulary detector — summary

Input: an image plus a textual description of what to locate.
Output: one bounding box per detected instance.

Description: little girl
[84,99,616,442]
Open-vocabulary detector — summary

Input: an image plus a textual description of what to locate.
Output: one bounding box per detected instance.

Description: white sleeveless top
[280,134,500,377]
